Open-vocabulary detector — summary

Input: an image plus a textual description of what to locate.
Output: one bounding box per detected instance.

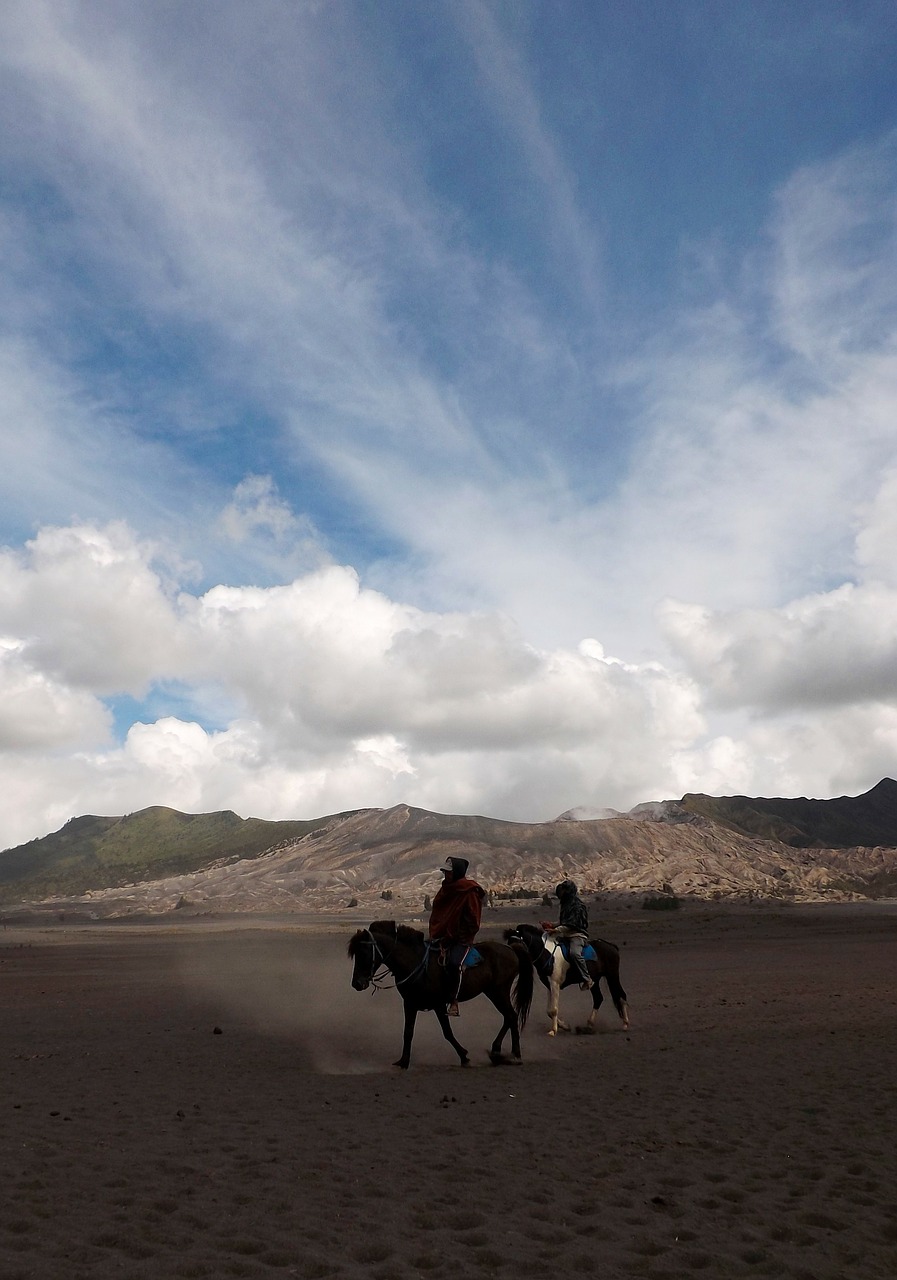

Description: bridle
[353,929,394,990]
[353,928,433,991]
[508,927,554,976]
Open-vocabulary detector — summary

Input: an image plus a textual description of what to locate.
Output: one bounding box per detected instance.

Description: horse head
[348,921,421,991]
[347,927,382,990]
[504,923,543,957]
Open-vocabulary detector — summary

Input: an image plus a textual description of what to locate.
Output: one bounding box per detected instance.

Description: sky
[2,0,897,852]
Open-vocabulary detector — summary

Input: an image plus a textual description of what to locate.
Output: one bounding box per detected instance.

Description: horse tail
[510,944,534,1028]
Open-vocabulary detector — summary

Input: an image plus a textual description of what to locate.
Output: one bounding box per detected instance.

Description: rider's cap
[441,856,470,879]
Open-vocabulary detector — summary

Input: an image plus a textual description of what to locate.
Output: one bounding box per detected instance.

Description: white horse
[505,924,630,1036]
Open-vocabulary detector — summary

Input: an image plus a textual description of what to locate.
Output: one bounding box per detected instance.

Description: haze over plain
[3,2,897,851]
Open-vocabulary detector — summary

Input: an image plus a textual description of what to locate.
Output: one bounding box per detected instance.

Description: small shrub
[642,893,680,911]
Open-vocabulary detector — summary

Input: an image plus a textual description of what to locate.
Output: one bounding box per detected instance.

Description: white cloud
[0,522,183,694]
[674,703,897,806]
[855,465,897,587]
[218,475,304,545]
[770,131,897,365]
[661,580,897,714]
[0,518,710,848]
[0,640,110,750]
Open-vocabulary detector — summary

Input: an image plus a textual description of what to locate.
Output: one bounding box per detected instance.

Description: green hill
[0,806,353,903]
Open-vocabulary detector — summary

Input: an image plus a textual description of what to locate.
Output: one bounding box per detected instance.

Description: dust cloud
[175,926,570,1073]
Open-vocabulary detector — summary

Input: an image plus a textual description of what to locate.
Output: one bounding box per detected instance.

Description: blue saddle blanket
[436,942,482,968]
[558,940,597,962]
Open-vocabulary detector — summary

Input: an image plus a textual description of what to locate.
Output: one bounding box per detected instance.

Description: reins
[508,928,555,976]
[356,929,432,991]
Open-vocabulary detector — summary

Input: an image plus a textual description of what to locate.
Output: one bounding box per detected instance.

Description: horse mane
[346,922,399,958]
[361,920,426,947]
[511,923,542,939]
[346,929,367,958]
[371,920,425,946]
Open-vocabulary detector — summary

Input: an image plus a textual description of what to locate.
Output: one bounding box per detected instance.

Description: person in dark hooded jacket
[428,856,485,1016]
[542,879,593,990]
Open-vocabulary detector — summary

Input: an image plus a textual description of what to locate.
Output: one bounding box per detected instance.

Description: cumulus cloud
[0,639,110,750]
[0,518,710,848]
[661,584,897,712]
[0,522,183,694]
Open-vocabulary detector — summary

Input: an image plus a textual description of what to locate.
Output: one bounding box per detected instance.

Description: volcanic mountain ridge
[3,780,897,917]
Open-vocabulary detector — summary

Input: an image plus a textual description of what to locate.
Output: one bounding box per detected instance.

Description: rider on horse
[428,857,485,1016]
[541,879,594,991]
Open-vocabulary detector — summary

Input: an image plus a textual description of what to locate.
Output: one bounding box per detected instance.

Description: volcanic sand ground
[1,902,896,1280]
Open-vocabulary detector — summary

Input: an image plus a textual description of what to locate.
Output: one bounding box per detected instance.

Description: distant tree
[423,894,432,910]
[380,889,393,901]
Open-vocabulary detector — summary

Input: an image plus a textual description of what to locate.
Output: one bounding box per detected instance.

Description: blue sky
[2,0,897,850]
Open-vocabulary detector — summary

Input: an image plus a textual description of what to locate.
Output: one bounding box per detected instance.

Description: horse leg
[604,956,630,1029]
[581,968,603,1035]
[483,987,522,1062]
[547,974,565,1035]
[610,979,630,1029]
[432,1004,470,1066]
[548,955,572,1034]
[394,1001,418,1069]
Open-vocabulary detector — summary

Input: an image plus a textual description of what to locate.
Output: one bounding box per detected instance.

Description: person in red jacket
[428,857,485,1016]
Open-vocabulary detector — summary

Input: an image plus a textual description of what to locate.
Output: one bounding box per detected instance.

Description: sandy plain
[1,901,896,1280]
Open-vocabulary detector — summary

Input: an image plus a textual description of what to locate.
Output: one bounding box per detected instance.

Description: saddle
[543,933,597,963]
[432,940,482,968]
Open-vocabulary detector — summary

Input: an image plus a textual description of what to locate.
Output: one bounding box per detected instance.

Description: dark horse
[504,923,629,1036]
[348,921,534,1069]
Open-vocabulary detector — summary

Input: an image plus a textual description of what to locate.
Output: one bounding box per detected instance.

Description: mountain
[2,782,897,918]
[679,778,897,848]
[0,806,359,903]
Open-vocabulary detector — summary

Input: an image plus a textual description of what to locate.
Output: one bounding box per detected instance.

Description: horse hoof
[575,1025,596,1036]
[460,1057,471,1067]
[392,1059,410,1069]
